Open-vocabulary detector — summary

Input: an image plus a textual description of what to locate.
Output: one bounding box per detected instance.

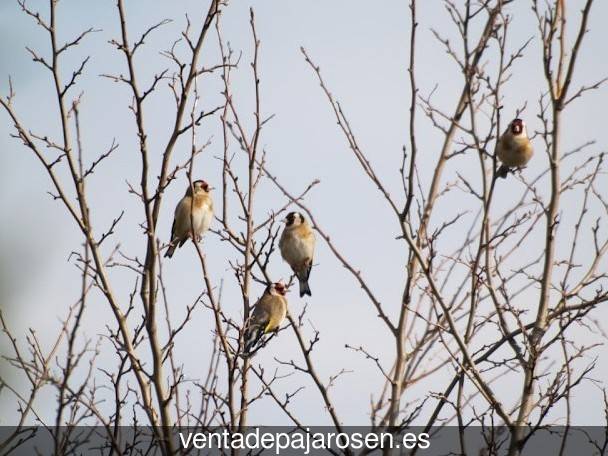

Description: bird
[279,211,316,297]
[164,180,214,258]
[496,118,533,179]
[243,282,288,355]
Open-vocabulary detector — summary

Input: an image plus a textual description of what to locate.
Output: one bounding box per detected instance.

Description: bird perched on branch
[165,180,214,258]
[243,282,288,355]
[496,118,533,179]
[279,212,316,297]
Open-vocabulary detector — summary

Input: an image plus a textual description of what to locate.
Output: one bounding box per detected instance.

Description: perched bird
[496,118,533,179]
[279,211,316,297]
[243,282,288,355]
[165,180,214,258]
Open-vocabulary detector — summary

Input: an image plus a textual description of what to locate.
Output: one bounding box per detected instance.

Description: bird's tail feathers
[243,325,265,355]
[496,165,509,179]
[296,261,313,297]
[299,277,312,297]
[164,243,176,258]
[304,261,312,281]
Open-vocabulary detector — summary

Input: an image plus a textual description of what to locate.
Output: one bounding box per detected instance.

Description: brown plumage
[165,180,214,258]
[496,118,533,179]
[243,282,288,355]
[279,212,315,297]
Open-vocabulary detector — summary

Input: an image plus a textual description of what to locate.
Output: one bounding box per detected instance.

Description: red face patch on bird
[194,180,209,192]
[274,282,287,295]
[510,118,524,135]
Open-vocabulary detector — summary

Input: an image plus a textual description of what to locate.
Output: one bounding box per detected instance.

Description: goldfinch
[279,212,315,297]
[243,282,288,354]
[164,180,214,258]
[496,118,533,179]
